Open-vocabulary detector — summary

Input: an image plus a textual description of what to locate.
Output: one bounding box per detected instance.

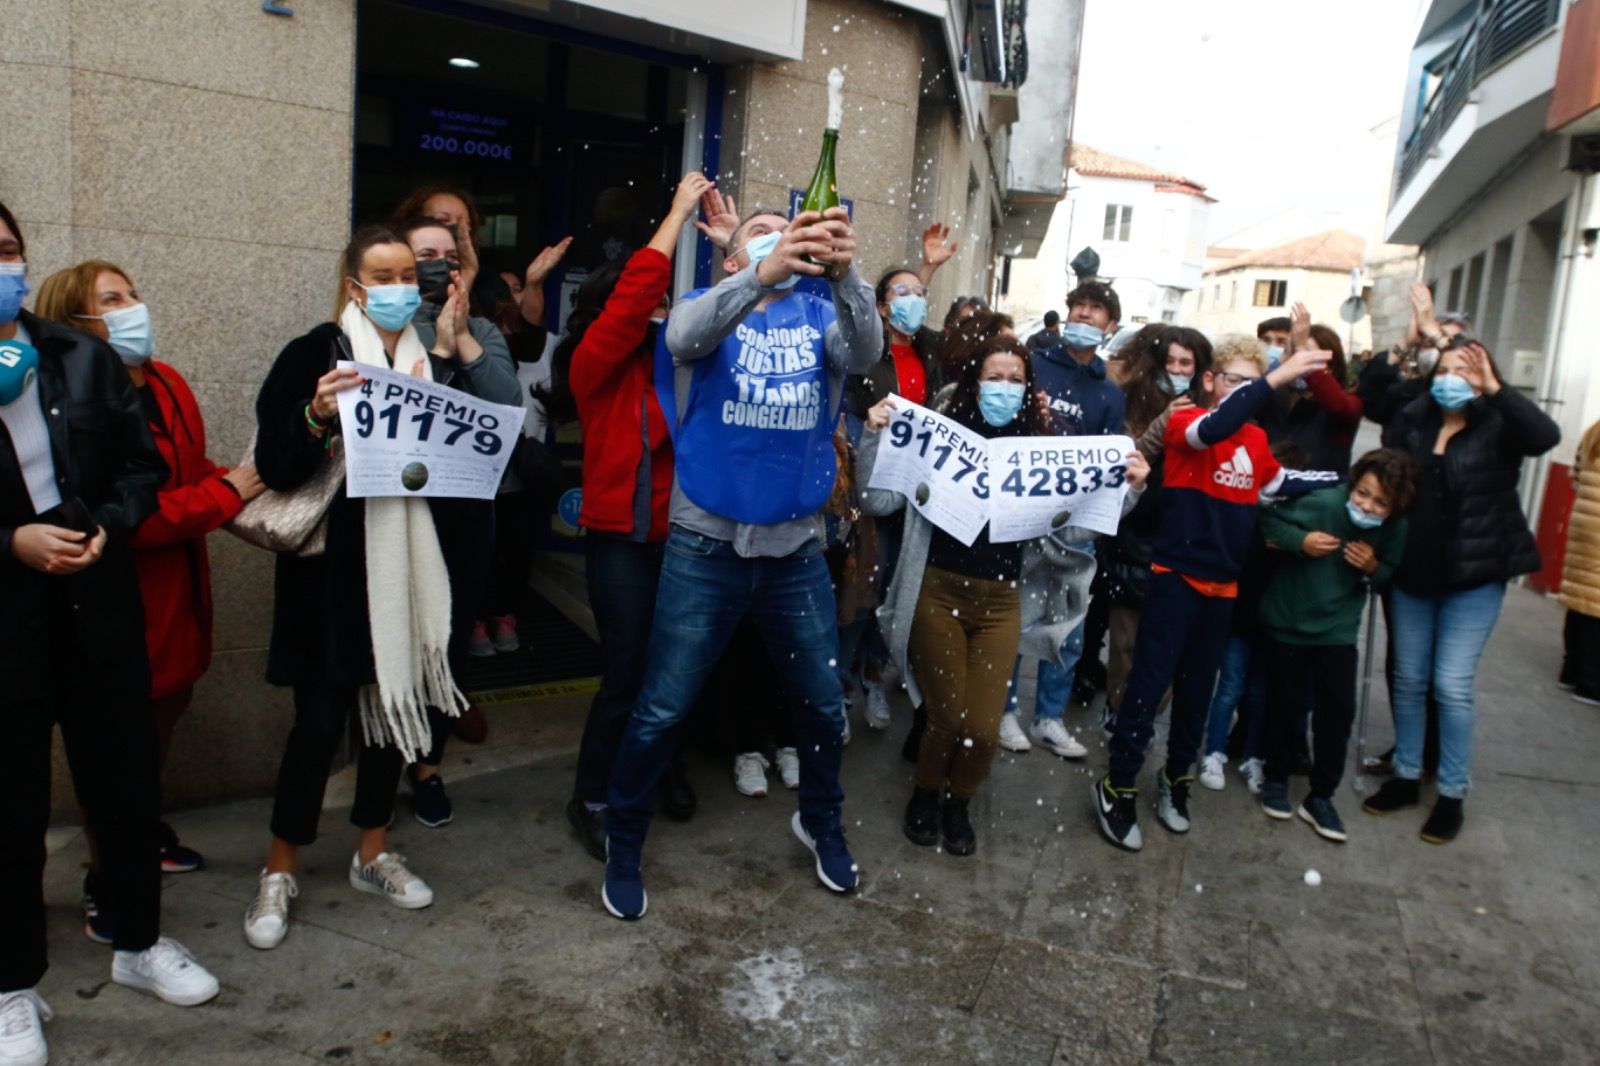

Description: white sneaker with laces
[244,869,298,950]
[862,679,892,730]
[349,852,434,909]
[0,989,50,1066]
[1199,751,1227,791]
[1029,717,1087,759]
[111,937,220,1006]
[1239,757,1265,795]
[775,747,801,790]
[734,753,770,797]
[998,712,1032,752]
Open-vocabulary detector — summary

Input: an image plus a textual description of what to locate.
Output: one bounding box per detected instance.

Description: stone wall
[2,0,357,811]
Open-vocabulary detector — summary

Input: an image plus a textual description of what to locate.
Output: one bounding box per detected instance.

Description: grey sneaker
[349,852,434,909]
[1155,769,1192,834]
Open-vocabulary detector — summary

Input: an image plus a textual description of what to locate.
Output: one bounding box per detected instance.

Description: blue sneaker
[601,838,647,920]
[1260,779,1293,820]
[1299,795,1348,843]
[791,811,858,892]
[409,772,455,828]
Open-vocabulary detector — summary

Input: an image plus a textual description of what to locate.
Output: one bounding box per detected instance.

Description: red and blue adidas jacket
[1154,378,1340,583]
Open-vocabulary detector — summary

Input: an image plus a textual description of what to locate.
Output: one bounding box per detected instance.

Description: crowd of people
[0,170,1577,1062]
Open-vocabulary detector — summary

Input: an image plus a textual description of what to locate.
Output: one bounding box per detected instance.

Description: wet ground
[35,583,1600,1064]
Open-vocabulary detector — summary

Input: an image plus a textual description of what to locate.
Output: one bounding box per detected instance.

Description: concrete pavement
[33,582,1600,1064]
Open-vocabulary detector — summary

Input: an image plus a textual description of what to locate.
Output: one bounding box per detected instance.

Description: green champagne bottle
[800,68,844,265]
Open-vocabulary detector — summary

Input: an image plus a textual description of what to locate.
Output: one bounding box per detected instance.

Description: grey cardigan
[856,414,1137,708]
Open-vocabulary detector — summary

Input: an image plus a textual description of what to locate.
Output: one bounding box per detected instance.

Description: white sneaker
[244,869,298,950]
[841,714,852,746]
[1199,752,1227,791]
[862,679,892,731]
[111,937,220,1007]
[349,851,434,909]
[0,989,50,1066]
[1239,757,1265,795]
[1029,717,1087,759]
[775,747,801,790]
[734,752,770,797]
[998,712,1032,753]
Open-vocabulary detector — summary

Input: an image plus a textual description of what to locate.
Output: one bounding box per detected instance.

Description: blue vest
[656,289,839,524]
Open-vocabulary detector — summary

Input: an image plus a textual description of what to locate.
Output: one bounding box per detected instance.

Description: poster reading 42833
[335,361,523,500]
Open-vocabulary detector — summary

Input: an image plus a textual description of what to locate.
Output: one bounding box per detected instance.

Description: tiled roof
[1206,229,1366,274]
[1067,142,1207,192]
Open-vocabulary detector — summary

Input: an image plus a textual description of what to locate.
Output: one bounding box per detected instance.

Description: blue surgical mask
[0,338,40,407]
[1430,373,1475,411]
[888,294,928,335]
[1062,321,1104,351]
[977,381,1025,427]
[1345,498,1385,530]
[78,302,154,365]
[739,231,798,290]
[1164,373,1192,395]
[356,282,421,331]
[1264,345,1284,370]
[0,263,27,324]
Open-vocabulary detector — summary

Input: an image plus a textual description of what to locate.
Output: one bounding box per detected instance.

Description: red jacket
[569,248,674,540]
[131,361,243,699]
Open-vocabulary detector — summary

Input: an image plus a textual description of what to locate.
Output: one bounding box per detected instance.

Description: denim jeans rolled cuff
[606,527,846,854]
[1388,582,1506,800]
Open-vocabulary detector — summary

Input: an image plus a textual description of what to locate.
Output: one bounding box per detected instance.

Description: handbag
[224,335,349,557]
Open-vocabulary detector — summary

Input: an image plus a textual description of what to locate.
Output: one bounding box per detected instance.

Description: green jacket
[1257,487,1408,646]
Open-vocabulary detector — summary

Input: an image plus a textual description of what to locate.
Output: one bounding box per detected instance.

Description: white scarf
[338,300,467,760]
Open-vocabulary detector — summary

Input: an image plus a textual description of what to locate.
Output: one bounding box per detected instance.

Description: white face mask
[1417,347,1439,374]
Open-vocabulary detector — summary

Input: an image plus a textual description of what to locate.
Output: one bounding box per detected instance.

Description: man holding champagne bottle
[598,197,881,919]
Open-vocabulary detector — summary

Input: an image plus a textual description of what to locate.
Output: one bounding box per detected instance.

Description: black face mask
[416,258,454,305]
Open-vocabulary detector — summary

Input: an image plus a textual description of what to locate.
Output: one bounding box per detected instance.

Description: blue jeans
[1389,583,1505,799]
[606,528,847,853]
[1202,633,1267,759]
[1007,620,1086,721]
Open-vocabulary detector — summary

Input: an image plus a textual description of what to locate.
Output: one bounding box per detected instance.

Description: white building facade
[1004,144,1210,325]
[1387,0,1600,591]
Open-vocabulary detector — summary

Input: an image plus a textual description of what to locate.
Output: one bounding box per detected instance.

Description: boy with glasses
[1094,335,1338,851]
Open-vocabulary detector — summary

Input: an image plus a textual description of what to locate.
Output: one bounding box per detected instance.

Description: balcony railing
[1397,0,1561,191]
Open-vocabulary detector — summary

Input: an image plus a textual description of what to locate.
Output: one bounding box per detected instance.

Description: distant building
[1183,230,1369,349]
[1004,143,1211,326]
[1388,0,1600,590]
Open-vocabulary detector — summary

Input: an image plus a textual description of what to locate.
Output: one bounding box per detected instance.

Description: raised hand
[1290,301,1313,352]
[756,211,832,287]
[817,206,856,279]
[1409,282,1440,338]
[921,222,957,271]
[1267,348,1331,389]
[524,237,573,288]
[1457,342,1500,396]
[671,172,715,222]
[693,189,740,251]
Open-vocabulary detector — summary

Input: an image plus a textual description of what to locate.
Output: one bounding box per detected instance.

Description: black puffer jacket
[1381,385,1560,588]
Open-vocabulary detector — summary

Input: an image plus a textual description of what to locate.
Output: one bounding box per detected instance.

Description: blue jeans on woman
[1202,633,1267,759]
[1007,621,1085,721]
[1388,582,1506,799]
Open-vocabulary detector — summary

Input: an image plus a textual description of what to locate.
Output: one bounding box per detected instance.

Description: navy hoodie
[1031,346,1127,436]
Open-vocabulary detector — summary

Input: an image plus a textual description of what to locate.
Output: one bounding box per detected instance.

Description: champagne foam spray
[827,68,844,130]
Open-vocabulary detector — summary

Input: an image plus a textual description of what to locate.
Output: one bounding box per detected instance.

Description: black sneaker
[902,787,940,847]
[1155,769,1192,834]
[1259,779,1293,820]
[1420,796,1464,844]
[159,821,204,874]
[940,796,976,857]
[1361,776,1421,816]
[659,761,697,822]
[410,772,454,828]
[82,871,113,945]
[1298,795,1348,842]
[566,797,606,862]
[1092,775,1142,852]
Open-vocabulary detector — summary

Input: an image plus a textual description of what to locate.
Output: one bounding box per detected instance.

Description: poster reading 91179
[334,362,522,500]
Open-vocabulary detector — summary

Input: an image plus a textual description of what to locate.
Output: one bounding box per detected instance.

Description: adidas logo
[1213,445,1256,489]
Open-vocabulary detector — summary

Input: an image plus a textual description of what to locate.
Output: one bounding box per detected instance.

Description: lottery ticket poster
[335,361,523,500]
[986,435,1135,542]
[865,395,990,546]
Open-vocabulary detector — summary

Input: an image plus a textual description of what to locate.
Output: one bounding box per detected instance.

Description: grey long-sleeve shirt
[664,262,882,558]
[411,303,524,408]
